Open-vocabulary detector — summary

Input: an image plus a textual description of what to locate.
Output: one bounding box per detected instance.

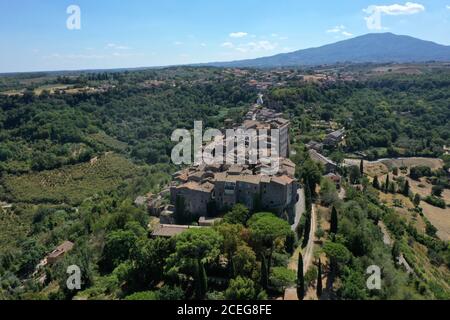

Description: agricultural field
[1,153,142,205]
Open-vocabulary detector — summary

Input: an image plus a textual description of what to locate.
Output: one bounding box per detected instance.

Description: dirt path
[379,221,414,275]
[303,205,317,274]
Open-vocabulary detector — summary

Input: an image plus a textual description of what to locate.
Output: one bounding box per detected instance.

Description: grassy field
[2,153,142,206]
[402,240,450,299]
[89,132,129,152]
[355,157,449,240]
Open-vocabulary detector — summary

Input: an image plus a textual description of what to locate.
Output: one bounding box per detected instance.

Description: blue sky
[1,0,449,72]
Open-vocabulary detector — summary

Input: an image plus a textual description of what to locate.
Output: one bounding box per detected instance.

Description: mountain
[205,33,450,68]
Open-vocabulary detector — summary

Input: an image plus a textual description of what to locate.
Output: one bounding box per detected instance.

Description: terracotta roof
[178,181,214,193]
[271,175,295,186]
[48,241,74,259]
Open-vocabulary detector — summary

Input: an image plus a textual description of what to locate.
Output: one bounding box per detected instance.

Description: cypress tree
[316,259,323,299]
[330,206,338,235]
[403,180,410,197]
[372,176,380,189]
[413,193,421,207]
[302,210,311,248]
[196,259,207,299]
[392,241,401,266]
[360,159,364,176]
[260,254,268,290]
[304,177,313,213]
[385,175,390,193]
[297,253,305,300]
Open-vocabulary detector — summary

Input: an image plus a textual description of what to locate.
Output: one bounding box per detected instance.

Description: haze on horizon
[1,0,450,73]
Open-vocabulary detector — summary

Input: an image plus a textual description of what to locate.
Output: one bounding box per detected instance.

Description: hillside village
[151,98,301,237]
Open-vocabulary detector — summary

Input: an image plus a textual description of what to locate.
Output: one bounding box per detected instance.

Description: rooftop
[48,241,74,259]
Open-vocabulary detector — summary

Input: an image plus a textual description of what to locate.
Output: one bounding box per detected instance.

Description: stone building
[171,161,298,219]
[324,129,345,148]
[308,149,337,174]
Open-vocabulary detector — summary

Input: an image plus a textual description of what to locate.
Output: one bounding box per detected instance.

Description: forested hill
[0,67,449,301]
[205,33,450,68]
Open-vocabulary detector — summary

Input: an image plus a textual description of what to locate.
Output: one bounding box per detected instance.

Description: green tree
[316,259,323,298]
[322,241,351,275]
[233,244,257,278]
[101,230,138,272]
[372,176,380,190]
[196,259,208,299]
[402,180,410,197]
[248,213,291,275]
[320,178,338,207]
[270,267,296,294]
[125,291,159,300]
[216,223,244,277]
[413,193,421,207]
[166,228,222,296]
[300,159,322,198]
[225,277,256,300]
[223,204,250,225]
[260,254,268,290]
[431,185,444,198]
[392,241,401,265]
[360,159,364,176]
[349,166,361,184]
[385,175,390,193]
[301,210,312,248]
[130,237,174,290]
[330,206,338,235]
[297,253,305,300]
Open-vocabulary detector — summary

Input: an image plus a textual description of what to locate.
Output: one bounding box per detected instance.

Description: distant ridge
[203,33,450,68]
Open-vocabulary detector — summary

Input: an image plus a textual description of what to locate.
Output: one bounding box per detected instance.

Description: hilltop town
[151,100,300,237]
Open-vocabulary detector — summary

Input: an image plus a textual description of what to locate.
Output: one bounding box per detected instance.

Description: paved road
[292,188,305,232]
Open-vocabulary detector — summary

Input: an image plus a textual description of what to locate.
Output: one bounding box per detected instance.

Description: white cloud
[229,32,248,38]
[364,2,425,16]
[447,5,450,9]
[327,25,353,37]
[235,40,278,53]
[221,42,234,48]
[200,43,207,47]
[106,43,131,50]
[364,3,425,30]
[327,25,346,33]
[173,41,183,46]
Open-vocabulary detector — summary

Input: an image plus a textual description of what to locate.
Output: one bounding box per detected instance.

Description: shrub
[424,196,446,209]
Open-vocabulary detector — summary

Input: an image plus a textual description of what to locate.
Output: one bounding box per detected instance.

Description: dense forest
[0,66,449,300]
[269,72,450,160]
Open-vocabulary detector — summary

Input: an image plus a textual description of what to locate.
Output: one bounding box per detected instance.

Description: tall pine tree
[304,177,313,213]
[330,206,338,235]
[260,254,268,290]
[403,180,410,197]
[316,259,323,299]
[360,159,364,176]
[297,252,305,300]
[195,259,208,299]
[385,175,390,193]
